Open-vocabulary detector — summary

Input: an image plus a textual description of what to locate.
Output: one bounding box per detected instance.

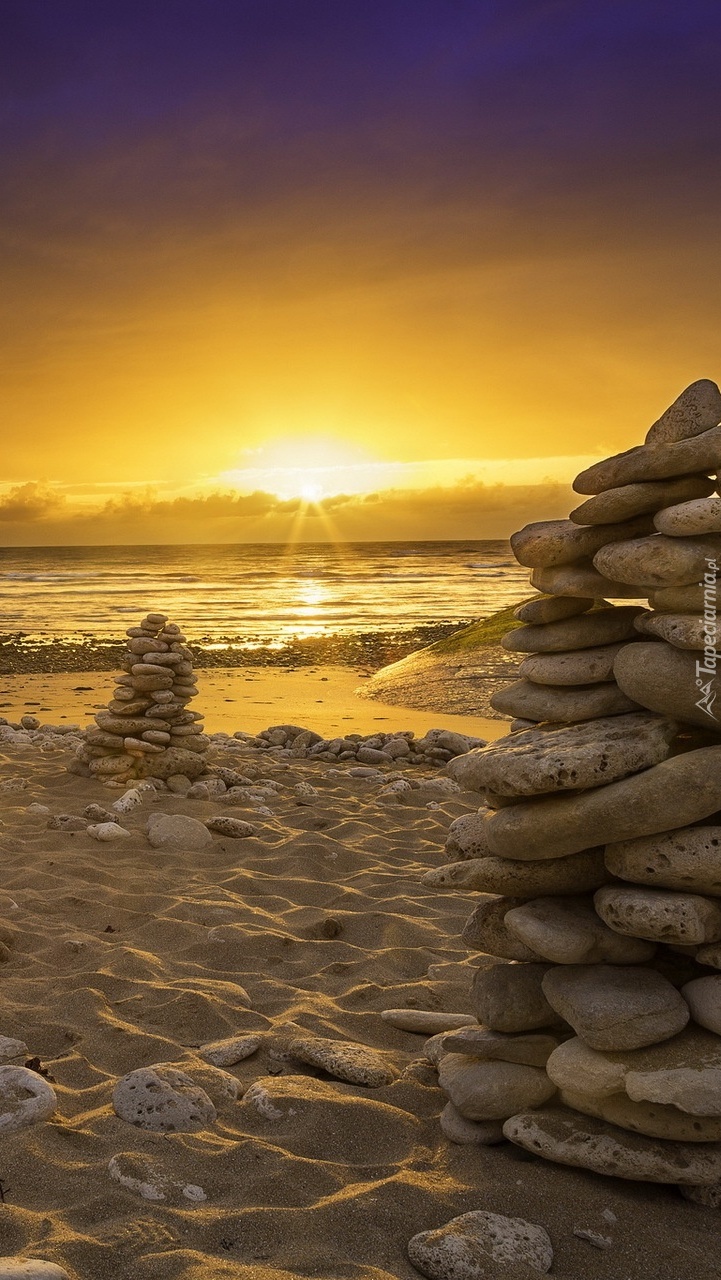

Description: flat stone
[288,1036,395,1087]
[441,1028,559,1068]
[113,1065,217,1132]
[682,976,721,1035]
[570,474,715,526]
[511,515,654,568]
[421,848,610,896]
[444,810,493,861]
[205,816,255,838]
[605,826,721,897]
[502,606,646,653]
[574,425,721,495]
[407,1211,553,1280]
[594,534,721,587]
[646,379,721,445]
[146,813,213,851]
[519,643,633,686]
[697,944,721,968]
[655,494,721,536]
[471,962,566,1033]
[462,898,545,962]
[87,821,132,841]
[560,1087,721,1142]
[541,965,689,1050]
[423,1034,450,1067]
[490,679,639,724]
[650,582,716,612]
[199,1035,261,1066]
[438,1101,506,1145]
[594,885,721,945]
[458,713,676,798]
[0,1265,70,1280]
[379,1010,477,1033]
[484,747,721,861]
[530,562,644,599]
[503,1106,721,1183]
[0,1066,57,1134]
[614,642,721,731]
[634,612,706,649]
[505,896,655,965]
[514,595,593,624]
[438,1054,556,1121]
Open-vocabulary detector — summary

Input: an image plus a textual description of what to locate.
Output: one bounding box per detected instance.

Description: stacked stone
[77,612,209,784]
[431,380,721,1194]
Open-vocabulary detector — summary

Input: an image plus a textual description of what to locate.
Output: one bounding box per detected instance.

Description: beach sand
[0,665,506,740]
[0,720,717,1279]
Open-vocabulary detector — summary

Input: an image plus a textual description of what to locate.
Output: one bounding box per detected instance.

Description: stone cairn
[427,379,721,1199]
[75,612,210,784]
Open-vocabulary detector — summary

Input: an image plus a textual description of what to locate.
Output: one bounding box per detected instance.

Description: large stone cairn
[430,379,721,1197]
[77,612,209,784]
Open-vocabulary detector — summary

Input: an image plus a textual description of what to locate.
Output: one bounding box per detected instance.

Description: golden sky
[2,2,720,544]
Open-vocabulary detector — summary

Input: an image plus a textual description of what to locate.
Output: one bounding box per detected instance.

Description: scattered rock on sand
[199,1034,261,1066]
[0,1066,57,1134]
[288,1036,396,1086]
[407,1210,553,1280]
[205,816,256,838]
[112,1065,217,1132]
[380,1010,476,1033]
[146,813,213,851]
[0,1263,70,1279]
[87,821,132,841]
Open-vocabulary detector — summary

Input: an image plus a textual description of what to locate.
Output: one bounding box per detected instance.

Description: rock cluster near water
[74,613,209,783]
[431,380,721,1198]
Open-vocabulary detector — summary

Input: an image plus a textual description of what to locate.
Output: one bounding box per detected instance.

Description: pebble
[407,1210,553,1280]
[0,1066,57,1134]
[0,1037,28,1062]
[471,962,565,1033]
[503,1107,721,1183]
[462,897,545,962]
[560,1087,721,1143]
[444,810,493,861]
[573,1229,613,1249]
[438,1102,506,1146]
[47,814,87,832]
[439,1053,556,1121]
[570,474,715,525]
[502,606,645,653]
[594,884,721,945]
[379,1010,476,1033]
[87,822,132,841]
[594,533,721,588]
[112,787,144,814]
[645,378,721,445]
[541,965,689,1051]
[530,562,642,599]
[441,1027,559,1068]
[484,747,721,861]
[514,594,593,623]
[146,813,213,851]
[108,1151,207,1203]
[490,678,640,723]
[293,782,320,804]
[82,803,115,822]
[655,494,721,535]
[424,848,610,897]
[615,642,721,731]
[634,612,705,649]
[199,1034,261,1066]
[511,515,653,568]
[205,816,256,838]
[458,713,676,798]
[288,1036,396,1086]
[681,976,721,1035]
[0,1264,70,1279]
[519,641,631,686]
[112,1065,217,1131]
[504,896,656,965]
[25,803,50,815]
[573,424,721,494]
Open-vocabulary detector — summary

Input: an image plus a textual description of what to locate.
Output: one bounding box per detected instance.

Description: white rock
[0,1037,28,1062]
[199,1034,261,1066]
[108,1152,207,1203]
[0,1263,70,1279]
[243,1082,284,1120]
[407,1210,553,1279]
[112,1065,217,1132]
[146,813,213,851]
[112,787,144,814]
[25,804,50,816]
[87,822,132,841]
[0,1066,57,1133]
[380,1010,476,1033]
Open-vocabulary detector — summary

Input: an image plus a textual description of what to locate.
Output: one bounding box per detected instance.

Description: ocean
[0,541,529,670]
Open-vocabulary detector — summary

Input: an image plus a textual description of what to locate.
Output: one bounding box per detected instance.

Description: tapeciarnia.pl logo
[696,557,719,719]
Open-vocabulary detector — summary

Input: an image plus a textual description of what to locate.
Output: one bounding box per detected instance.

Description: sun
[299,480,323,503]
[220,434,387,501]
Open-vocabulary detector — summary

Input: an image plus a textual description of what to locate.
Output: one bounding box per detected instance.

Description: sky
[2,0,721,544]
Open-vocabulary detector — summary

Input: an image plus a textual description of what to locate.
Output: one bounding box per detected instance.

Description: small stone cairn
[76,612,209,784]
[428,379,721,1198]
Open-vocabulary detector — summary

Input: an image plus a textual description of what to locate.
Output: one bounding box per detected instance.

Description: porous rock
[462,897,544,962]
[112,1065,217,1131]
[205,816,256,838]
[407,1210,553,1280]
[573,424,721,494]
[594,884,721,946]
[655,494,721,536]
[503,1106,721,1183]
[444,810,493,861]
[421,848,610,896]
[288,1036,396,1087]
[484,747,721,861]
[0,1066,57,1134]
[645,378,721,445]
[634,612,706,649]
[605,826,721,897]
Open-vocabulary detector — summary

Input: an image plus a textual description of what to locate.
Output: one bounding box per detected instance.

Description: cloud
[0,476,575,545]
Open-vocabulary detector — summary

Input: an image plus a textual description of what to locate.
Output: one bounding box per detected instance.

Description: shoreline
[0,663,509,740]
[0,620,475,676]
